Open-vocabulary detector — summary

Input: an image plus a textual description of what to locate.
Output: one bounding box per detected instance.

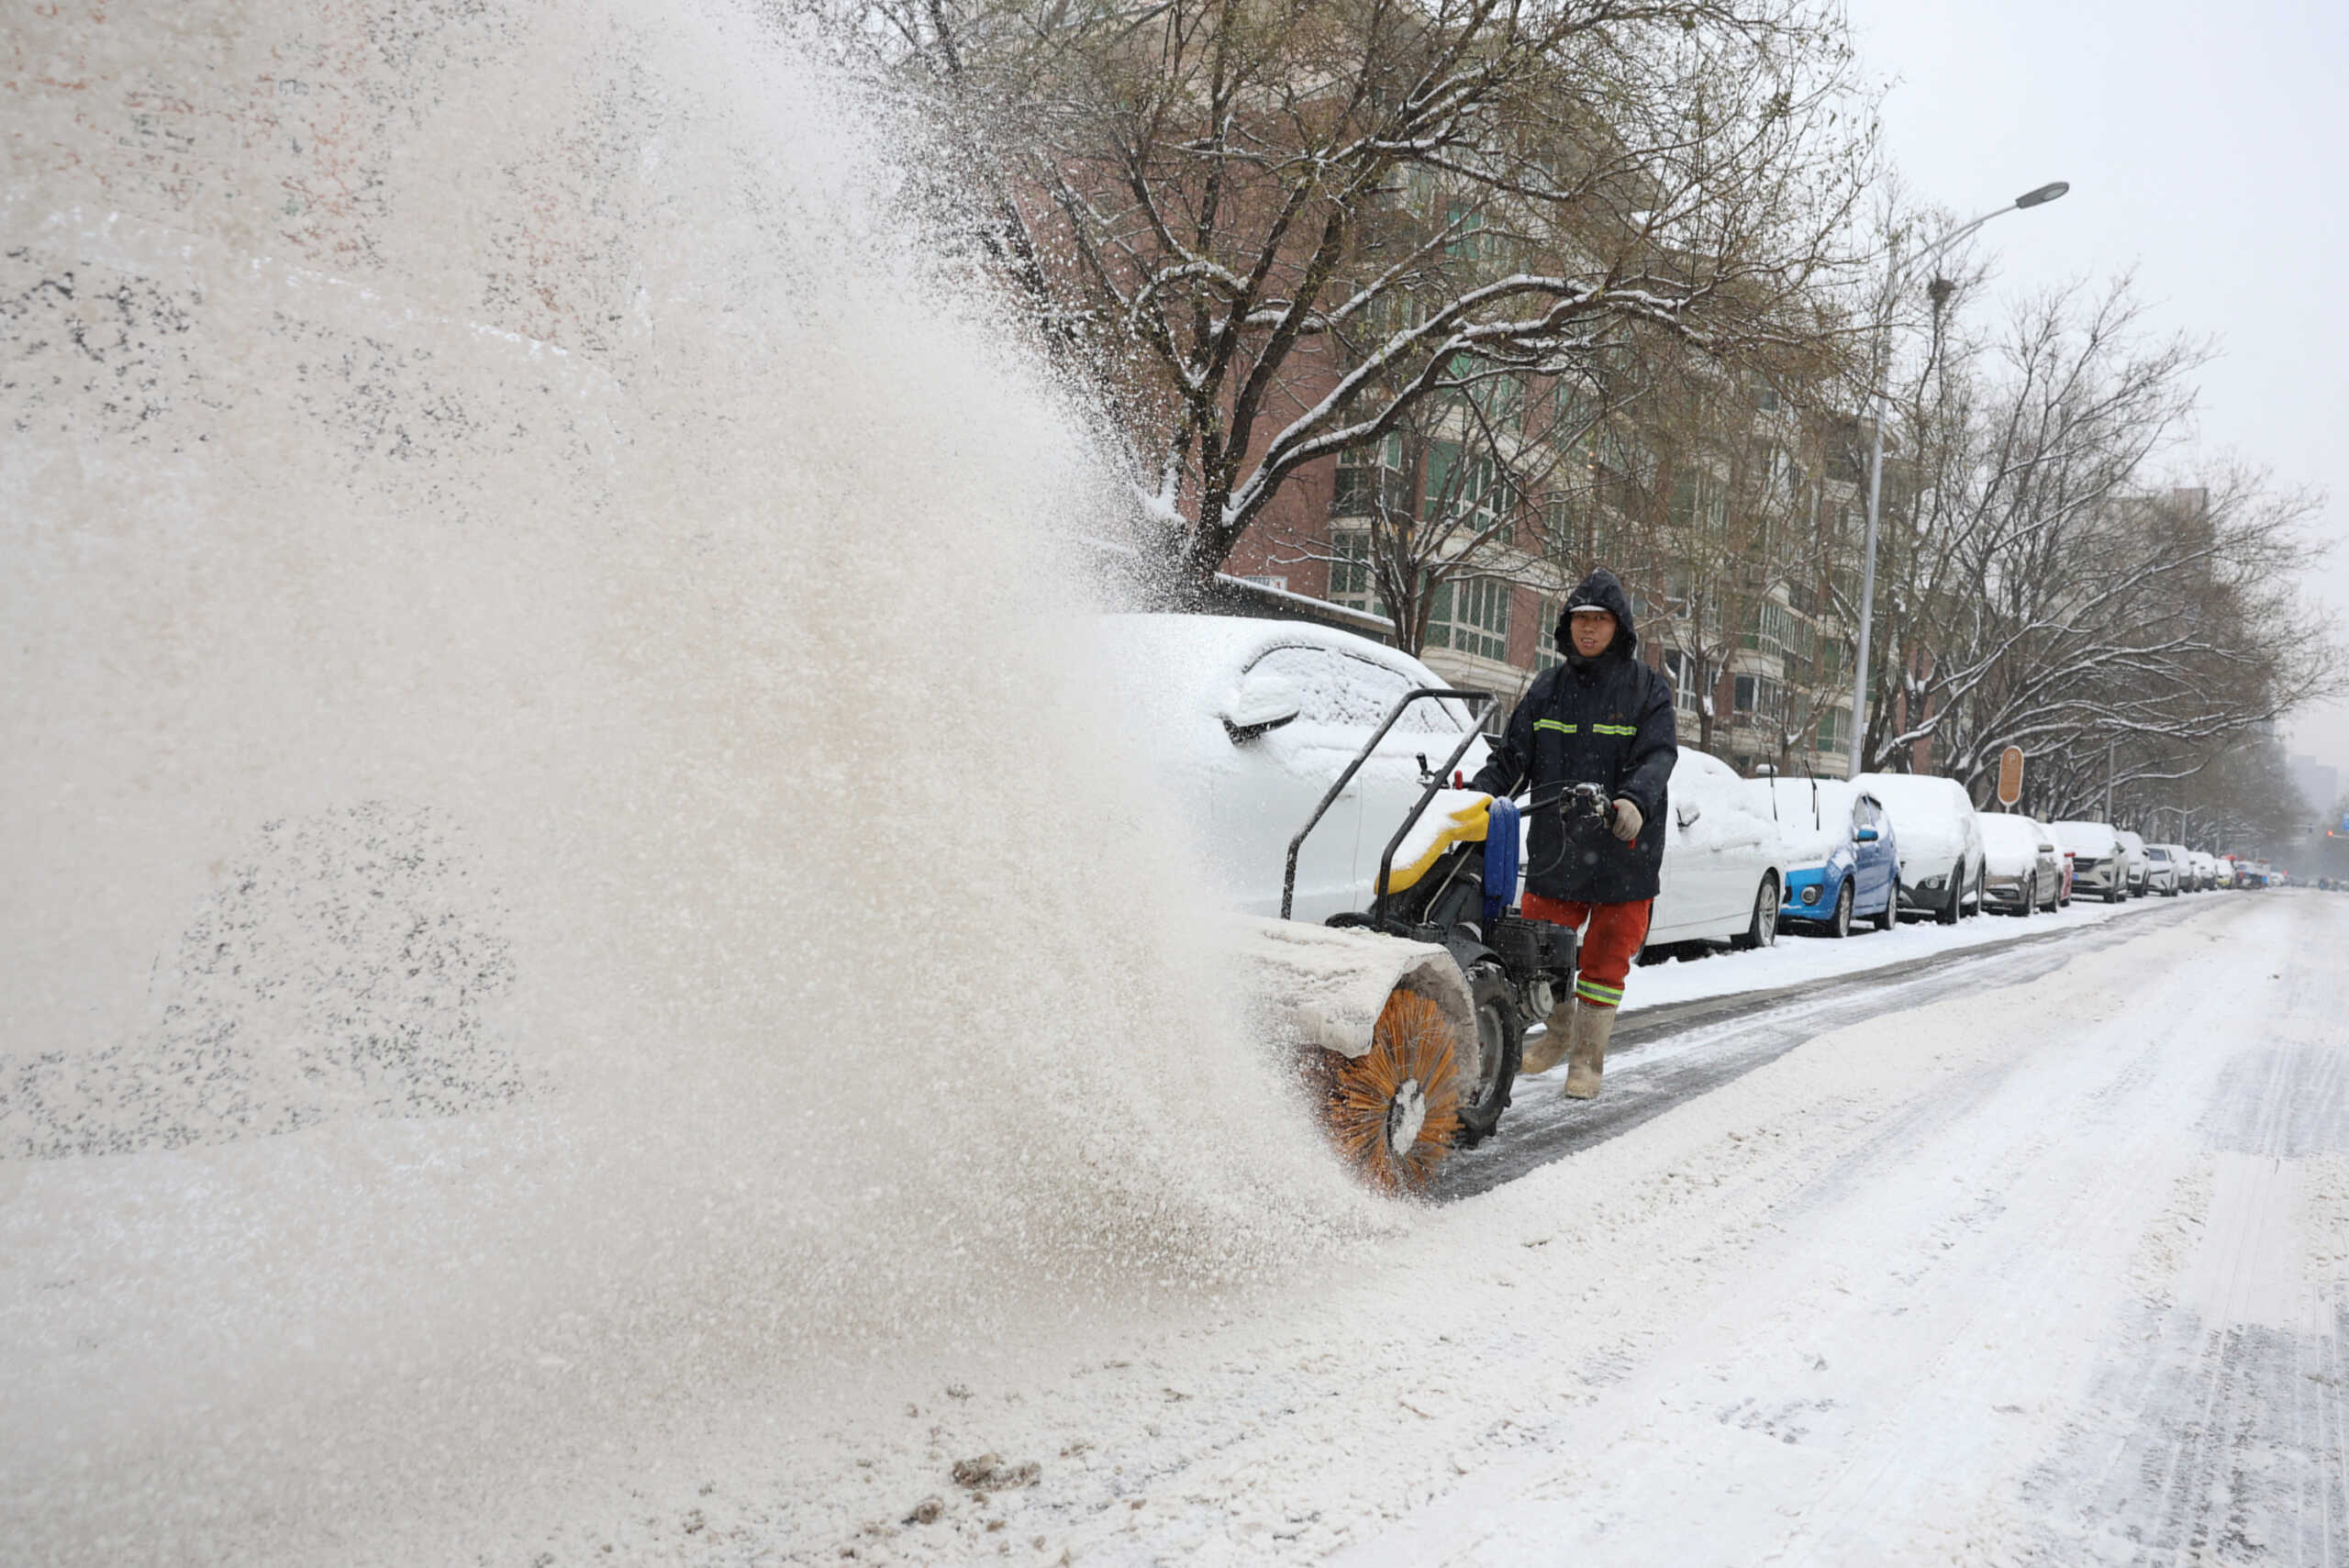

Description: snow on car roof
[1976,812,2047,853]
[1099,612,1481,730]
[2051,820,2120,852]
[1854,773,1965,806]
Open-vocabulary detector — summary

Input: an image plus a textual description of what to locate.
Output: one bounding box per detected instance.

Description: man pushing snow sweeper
[1468,568,1676,1100]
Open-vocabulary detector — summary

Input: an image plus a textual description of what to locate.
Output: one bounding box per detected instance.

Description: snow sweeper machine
[1234,684,1592,1195]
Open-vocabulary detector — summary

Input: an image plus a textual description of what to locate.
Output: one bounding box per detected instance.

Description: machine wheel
[1874,881,1898,931]
[1317,987,1462,1195]
[1450,963,1521,1150]
[1825,881,1854,939]
[1731,873,1780,951]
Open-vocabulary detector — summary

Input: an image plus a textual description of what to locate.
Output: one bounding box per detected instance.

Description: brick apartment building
[1209,369,1867,782]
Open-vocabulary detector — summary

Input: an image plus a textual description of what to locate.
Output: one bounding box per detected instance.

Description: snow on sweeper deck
[1229,685,1580,1194]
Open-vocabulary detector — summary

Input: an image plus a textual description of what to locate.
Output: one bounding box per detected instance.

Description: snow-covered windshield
[1242,645,1469,735]
[1743,776,1856,862]
[1976,813,2046,871]
[2051,820,2119,858]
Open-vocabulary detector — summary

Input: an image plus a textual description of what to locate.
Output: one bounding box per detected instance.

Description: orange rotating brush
[1319,987,1462,1195]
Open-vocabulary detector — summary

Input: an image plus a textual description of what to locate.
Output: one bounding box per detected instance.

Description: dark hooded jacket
[1468,568,1677,904]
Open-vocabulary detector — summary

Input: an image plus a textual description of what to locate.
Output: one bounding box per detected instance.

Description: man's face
[1568,608,1617,658]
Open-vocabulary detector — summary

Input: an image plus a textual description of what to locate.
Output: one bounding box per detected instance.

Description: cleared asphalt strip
[1437,897,2209,1202]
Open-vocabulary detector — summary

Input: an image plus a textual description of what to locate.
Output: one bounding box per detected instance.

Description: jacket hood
[1555,567,1638,658]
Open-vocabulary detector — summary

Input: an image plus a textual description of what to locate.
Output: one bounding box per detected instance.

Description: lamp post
[1846,182,2069,777]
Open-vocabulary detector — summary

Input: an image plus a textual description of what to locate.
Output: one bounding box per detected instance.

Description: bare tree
[808,0,1876,585]
[1850,273,2343,813]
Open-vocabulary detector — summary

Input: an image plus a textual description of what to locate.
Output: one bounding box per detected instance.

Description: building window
[1663,647,1700,717]
[1732,675,1785,723]
[1427,576,1510,662]
[1235,574,1289,593]
[1816,708,1842,751]
[1442,202,1486,261]
[1332,434,1407,517]
[1328,532,1386,618]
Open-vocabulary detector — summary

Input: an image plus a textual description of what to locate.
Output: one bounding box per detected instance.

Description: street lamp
[1846,182,2070,777]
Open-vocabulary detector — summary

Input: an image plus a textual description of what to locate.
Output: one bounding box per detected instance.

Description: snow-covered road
[741,891,2344,1565]
[14,891,2337,1565]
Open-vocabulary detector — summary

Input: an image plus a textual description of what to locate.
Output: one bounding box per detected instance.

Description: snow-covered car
[1977,812,2064,914]
[2144,844,2188,897]
[1647,748,1789,954]
[2188,850,2221,891]
[1100,613,1488,922]
[1746,777,1898,938]
[1854,772,1985,924]
[2051,820,2127,903]
[2115,829,2152,896]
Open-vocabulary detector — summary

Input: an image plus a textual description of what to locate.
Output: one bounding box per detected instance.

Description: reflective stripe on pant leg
[1571,898,1653,1009]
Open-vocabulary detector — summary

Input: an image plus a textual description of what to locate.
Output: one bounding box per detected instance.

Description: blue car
[1746,778,1900,938]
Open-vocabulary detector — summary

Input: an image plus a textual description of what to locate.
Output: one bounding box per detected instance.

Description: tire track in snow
[2008,893,2349,1565]
[1343,896,2274,1565]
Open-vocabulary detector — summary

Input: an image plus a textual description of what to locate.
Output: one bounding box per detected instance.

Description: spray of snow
[0,1,1390,1558]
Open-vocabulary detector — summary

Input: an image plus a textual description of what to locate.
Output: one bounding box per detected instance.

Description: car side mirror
[1220,676,1302,743]
[1854,826,1880,843]
[1675,801,1702,828]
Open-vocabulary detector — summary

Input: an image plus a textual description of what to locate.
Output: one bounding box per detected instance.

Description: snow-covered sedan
[1099,613,1488,922]
[1646,747,1789,955]
[1746,777,1899,938]
[2115,829,2152,896]
[1978,812,2065,914]
[1855,772,1985,924]
[2143,843,2185,897]
[2051,820,2127,903]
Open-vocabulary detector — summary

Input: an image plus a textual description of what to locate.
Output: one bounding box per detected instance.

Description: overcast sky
[1844,0,2349,774]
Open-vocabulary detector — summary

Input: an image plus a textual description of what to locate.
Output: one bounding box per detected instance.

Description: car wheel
[1874,879,1898,931]
[2019,876,2034,917]
[1937,868,1963,926]
[1731,873,1779,951]
[1449,962,1522,1149]
[1827,880,1853,939]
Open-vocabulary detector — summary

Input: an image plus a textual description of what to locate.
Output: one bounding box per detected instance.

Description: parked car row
[1103,614,2250,973]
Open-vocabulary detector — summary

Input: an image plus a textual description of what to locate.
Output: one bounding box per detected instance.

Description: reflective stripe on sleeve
[1534,719,1578,735]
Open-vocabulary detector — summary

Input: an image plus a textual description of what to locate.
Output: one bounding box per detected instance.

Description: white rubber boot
[1520,999,1573,1076]
[1563,998,1617,1100]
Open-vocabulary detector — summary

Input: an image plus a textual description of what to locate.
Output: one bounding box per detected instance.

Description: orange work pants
[1520,894,1653,1009]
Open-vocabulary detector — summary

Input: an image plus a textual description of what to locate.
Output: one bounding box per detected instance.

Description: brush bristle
[1320,988,1462,1195]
